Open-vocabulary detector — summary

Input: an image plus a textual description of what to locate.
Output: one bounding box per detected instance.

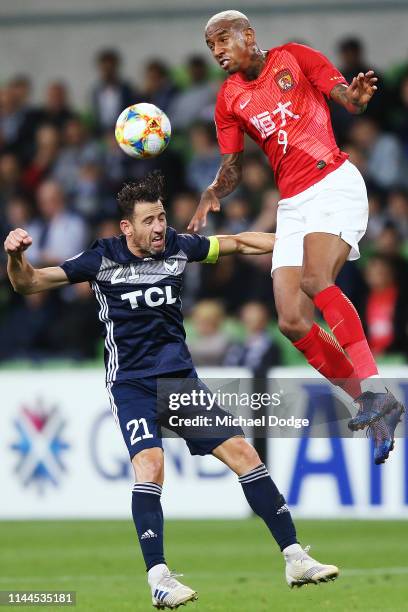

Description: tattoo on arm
[209,153,243,198]
[330,84,367,115]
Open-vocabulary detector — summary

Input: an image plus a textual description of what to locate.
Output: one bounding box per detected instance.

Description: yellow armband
[201,236,219,264]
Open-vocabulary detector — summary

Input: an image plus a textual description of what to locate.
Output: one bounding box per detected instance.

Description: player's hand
[188,189,221,232]
[347,70,378,107]
[4,228,33,255]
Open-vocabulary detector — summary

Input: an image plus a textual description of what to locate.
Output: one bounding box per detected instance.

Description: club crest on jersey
[275,69,295,91]
[164,258,179,274]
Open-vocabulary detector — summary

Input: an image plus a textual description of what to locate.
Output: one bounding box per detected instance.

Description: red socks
[313,285,378,380]
[292,285,378,397]
[294,323,361,399]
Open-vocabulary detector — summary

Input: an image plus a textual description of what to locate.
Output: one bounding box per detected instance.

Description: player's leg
[300,230,403,459]
[299,161,404,437]
[131,448,166,575]
[212,437,339,587]
[273,263,396,463]
[273,266,361,399]
[301,231,379,383]
[213,437,297,551]
[272,198,362,399]
[173,374,298,557]
[131,449,197,609]
[109,380,197,609]
[177,373,338,587]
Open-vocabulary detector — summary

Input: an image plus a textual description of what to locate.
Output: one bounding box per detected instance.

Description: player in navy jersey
[5,171,339,608]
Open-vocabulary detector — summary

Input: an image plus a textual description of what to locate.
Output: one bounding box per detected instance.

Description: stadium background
[0,1,407,610]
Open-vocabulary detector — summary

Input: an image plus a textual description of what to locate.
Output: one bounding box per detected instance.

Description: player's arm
[209,152,244,200]
[285,43,377,115]
[188,152,243,232]
[330,72,378,114]
[217,232,275,256]
[188,86,244,232]
[201,232,275,262]
[4,228,69,294]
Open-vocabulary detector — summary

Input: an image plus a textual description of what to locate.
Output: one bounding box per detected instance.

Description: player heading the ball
[188,10,404,466]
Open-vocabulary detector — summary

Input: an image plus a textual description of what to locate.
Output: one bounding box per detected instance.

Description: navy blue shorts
[108,369,244,459]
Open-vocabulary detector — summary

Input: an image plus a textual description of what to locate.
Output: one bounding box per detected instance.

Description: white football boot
[285,545,339,588]
[150,567,198,609]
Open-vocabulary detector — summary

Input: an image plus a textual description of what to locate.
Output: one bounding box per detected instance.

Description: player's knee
[229,438,260,473]
[300,272,328,298]
[278,314,309,342]
[240,440,261,471]
[132,448,164,484]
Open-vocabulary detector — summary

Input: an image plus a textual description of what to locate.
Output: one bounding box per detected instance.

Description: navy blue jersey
[61,228,218,383]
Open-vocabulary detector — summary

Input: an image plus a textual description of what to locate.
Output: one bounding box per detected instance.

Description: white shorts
[271,160,369,273]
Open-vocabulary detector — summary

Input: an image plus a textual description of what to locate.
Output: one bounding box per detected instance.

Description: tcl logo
[121,285,177,309]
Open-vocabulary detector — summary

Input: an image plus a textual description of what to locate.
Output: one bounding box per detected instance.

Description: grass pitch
[0,519,406,611]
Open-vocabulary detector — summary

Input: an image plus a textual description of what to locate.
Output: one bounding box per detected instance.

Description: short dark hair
[117,171,165,219]
[338,37,363,55]
[188,55,207,69]
[96,48,120,64]
[145,59,169,78]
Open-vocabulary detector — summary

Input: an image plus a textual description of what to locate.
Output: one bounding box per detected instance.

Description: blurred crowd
[1,37,408,367]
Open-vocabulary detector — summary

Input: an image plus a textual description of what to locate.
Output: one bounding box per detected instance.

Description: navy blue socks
[132,466,297,569]
[239,464,298,551]
[132,482,166,571]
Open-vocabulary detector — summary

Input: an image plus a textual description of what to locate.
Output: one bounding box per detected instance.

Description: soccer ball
[115,102,171,159]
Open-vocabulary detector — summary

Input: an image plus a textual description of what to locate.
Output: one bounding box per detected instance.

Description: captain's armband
[201,236,220,264]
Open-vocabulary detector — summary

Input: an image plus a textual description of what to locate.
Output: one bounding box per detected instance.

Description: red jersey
[214,43,349,198]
